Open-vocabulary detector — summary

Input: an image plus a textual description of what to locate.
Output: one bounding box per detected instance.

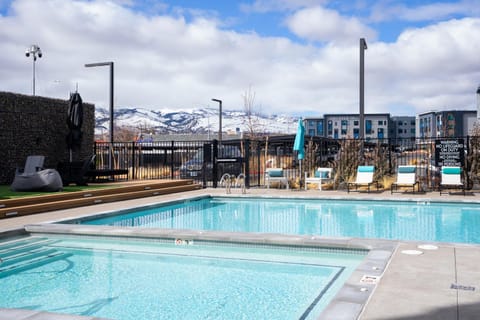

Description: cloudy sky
[1,0,479,117]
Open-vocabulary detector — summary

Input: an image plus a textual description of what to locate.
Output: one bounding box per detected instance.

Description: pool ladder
[235,173,247,194]
[219,174,232,194]
[219,173,246,194]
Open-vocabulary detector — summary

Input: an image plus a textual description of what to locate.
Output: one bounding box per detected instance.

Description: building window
[354,120,359,126]
[366,120,372,134]
[378,120,383,125]
[353,128,359,139]
[317,121,323,136]
[378,128,384,139]
[308,129,315,136]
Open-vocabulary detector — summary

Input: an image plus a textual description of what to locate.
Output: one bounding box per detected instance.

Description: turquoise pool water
[0,236,365,320]
[80,197,480,244]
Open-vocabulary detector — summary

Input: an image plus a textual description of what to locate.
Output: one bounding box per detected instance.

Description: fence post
[131,141,135,180]
[388,138,392,174]
[257,140,262,186]
[170,141,175,180]
[244,139,250,188]
[212,139,218,188]
[466,135,470,189]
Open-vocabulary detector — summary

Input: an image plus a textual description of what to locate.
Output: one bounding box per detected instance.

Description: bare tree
[241,86,264,139]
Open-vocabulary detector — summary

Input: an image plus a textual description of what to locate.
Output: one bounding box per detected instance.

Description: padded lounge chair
[305,168,333,190]
[391,165,419,194]
[439,166,465,195]
[15,155,45,175]
[265,168,289,189]
[347,166,379,193]
[11,155,62,192]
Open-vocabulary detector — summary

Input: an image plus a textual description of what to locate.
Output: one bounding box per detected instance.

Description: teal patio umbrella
[293,118,305,178]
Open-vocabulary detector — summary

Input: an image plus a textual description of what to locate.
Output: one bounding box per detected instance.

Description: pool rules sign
[435,139,465,167]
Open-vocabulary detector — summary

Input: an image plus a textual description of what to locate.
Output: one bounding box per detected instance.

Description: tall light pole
[25,45,42,96]
[212,98,222,144]
[85,61,114,169]
[359,38,367,140]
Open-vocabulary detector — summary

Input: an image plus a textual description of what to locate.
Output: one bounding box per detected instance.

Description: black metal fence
[93,135,480,191]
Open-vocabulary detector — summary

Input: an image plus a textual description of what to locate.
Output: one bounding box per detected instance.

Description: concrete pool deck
[1,187,479,319]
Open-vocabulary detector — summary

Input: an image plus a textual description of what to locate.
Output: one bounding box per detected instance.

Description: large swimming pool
[0,235,365,320]
[77,197,480,244]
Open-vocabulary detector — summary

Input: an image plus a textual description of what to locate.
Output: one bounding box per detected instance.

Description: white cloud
[0,0,479,120]
[370,0,480,23]
[240,0,327,13]
[285,6,377,44]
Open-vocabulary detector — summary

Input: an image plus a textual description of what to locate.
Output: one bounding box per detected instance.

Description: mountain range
[95,107,299,136]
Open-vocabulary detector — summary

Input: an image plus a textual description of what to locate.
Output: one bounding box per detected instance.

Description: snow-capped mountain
[95,107,299,135]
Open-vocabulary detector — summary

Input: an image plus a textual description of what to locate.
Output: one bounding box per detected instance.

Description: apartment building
[390,116,416,139]
[417,110,477,138]
[304,113,390,139]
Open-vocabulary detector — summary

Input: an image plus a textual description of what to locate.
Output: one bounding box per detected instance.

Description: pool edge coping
[4,190,480,320]
[22,222,397,320]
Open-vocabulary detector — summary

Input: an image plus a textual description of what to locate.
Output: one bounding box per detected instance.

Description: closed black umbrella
[66,92,83,161]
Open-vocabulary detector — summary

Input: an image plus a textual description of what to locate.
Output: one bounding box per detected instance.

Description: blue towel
[442,167,461,175]
[315,170,329,178]
[358,166,374,173]
[268,169,283,177]
[398,166,415,173]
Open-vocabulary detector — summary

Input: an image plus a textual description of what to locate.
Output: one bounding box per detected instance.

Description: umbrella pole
[299,159,302,189]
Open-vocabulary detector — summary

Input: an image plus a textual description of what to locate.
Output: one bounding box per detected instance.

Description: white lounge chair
[305,168,333,190]
[439,166,465,195]
[391,165,419,194]
[347,165,379,193]
[265,168,289,189]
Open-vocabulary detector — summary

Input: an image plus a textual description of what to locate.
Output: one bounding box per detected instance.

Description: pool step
[0,180,201,219]
[0,251,72,277]
[0,248,59,267]
[0,240,72,276]
[0,237,51,253]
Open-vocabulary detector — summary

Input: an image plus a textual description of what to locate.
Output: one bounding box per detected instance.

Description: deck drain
[418,244,438,250]
[360,275,380,284]
[451,284,475,291]
[401,249,423,255]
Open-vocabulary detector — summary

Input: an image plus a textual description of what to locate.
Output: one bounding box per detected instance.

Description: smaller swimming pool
[0,235,366,320]
[74,196,480,244]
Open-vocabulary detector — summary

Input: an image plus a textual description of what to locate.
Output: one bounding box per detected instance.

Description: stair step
[0,237,50,252]
[0,251,72,277]
[0,248,59,267]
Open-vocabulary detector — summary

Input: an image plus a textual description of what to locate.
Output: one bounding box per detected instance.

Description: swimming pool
[76,197,480,244]
[0,235,365,320]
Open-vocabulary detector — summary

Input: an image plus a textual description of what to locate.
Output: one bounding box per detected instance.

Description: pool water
[80,197,480,244]
[0,236,365,320]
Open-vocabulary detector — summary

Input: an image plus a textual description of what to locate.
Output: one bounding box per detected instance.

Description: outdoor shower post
[85,61,114,169]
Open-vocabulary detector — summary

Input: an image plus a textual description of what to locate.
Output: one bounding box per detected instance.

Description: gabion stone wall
[0,91,94,185]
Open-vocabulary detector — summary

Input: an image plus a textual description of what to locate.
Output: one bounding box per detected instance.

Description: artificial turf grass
[0,184,119,199]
